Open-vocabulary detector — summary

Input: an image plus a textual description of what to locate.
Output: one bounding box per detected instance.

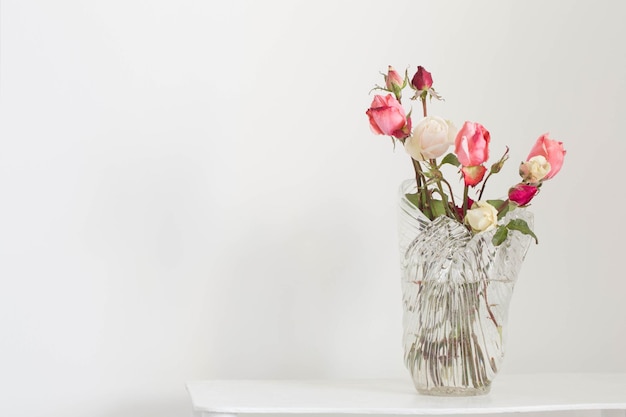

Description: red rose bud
[508,183,539,206]
[455,197,474,220]
[411,66,433,91]
[385,65,405,99]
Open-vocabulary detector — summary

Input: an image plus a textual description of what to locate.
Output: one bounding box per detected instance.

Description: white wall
[1,1,625,416]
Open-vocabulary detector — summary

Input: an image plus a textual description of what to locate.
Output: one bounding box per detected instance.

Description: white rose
[519,155,551,183]
[465,201,499,233]
[404,116,457,161]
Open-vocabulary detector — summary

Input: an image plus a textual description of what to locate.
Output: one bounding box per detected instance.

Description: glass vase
[398,179,533,396]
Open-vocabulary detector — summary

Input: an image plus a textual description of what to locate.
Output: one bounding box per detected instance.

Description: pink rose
[526,133,566,180]
[411,66,433,91]
[455,121,490,186]
[455,121,490,166]
[508,183,539,206]
[366,94,411,139]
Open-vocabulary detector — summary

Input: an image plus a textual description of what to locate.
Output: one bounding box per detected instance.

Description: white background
[1,1,625,416]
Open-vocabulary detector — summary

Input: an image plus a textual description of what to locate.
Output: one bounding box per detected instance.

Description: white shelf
[186,373,626,417]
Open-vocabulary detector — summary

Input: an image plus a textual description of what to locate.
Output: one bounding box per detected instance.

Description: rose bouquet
[366,65,566,396]
[366,65,566,245]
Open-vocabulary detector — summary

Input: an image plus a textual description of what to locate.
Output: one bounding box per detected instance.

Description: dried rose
[411,66,433,91]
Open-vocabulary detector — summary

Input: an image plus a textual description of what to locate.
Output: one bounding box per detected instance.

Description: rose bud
[411,66,433,91]
[526,133,566,180]
[366,94,412,139]
[519,155,551,183]
[490,147,510,174]
[455,121,490,166]
[385,65,405,100]
[465,201,499,233]
[404,116,457,161]
[508,183,539,206]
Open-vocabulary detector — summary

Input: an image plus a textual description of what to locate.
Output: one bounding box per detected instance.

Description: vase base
[416,384,491,397]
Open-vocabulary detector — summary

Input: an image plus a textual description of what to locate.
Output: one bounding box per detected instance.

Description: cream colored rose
[465,201,499,233]
[519,155,551,183]
[404,116,456,161]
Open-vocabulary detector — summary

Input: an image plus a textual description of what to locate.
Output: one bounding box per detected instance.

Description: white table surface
[186,373,626,416]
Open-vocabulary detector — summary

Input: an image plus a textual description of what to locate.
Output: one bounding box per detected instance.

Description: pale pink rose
[508,183,539,206]
[404,116,456,161]
[366,94,411,139]
[455,121,490,166]
[526,133,566,180]
[411,66,433,91]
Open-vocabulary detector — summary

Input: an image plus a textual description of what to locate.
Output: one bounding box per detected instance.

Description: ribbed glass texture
[398,179,533,396]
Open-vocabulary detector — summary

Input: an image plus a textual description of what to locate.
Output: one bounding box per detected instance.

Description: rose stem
[477,171,492,201]
[421,94,446,219]
[431,158,455,218]
[462,184,469,217]
[412,158,432,214]
[412,158,423,190]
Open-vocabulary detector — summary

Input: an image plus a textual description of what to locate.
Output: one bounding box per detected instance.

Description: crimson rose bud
[455,197,475,220]
[411,66,433,91]
[508,183,539,206]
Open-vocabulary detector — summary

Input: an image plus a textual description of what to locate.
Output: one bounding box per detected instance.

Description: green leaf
[405,193,421,210]
[492,226,509,246]
[486,199,506,211]
[507,201,520,217]
[430,199,447,218]
[497,204,511,220]
[505,219,539,244]
[486,199,511,220]
[440,152,460,167]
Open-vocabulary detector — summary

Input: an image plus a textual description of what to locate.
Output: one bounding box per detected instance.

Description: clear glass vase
[398,179,533,396]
